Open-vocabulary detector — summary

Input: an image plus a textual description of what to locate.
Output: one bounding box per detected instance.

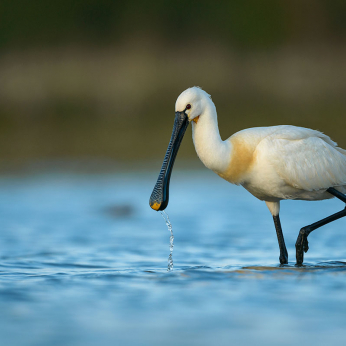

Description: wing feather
[259,127,346,191]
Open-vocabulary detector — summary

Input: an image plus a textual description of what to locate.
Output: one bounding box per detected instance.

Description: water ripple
[0,171,345,346]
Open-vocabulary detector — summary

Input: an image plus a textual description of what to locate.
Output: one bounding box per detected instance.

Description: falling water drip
[160,211,174,271]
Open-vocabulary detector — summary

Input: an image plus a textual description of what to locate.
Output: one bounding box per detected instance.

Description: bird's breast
[217,136,256,185]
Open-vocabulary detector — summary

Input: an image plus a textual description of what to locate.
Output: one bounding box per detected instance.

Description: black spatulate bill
[149,111,189,211]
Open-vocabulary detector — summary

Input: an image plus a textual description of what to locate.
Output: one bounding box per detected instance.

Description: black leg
[296,188,346,265]
[273,215,288,264]
[327,187,346,203]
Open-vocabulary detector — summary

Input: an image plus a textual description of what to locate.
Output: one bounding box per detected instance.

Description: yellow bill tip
[150,201,161,211]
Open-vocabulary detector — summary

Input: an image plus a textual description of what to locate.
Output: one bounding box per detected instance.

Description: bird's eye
[186,104,191,110]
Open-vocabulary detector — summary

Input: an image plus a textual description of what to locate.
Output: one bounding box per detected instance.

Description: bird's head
[149,86,210,211]
[175,86,211,125]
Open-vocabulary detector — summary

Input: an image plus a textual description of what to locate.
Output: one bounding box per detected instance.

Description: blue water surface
[0,167,345,346]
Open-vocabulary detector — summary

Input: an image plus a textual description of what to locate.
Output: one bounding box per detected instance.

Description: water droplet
[160,211,174,272]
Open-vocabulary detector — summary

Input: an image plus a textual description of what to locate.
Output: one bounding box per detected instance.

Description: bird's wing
[258,126,346,191]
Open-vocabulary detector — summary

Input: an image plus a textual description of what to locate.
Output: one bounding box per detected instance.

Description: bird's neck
[192,102,231,173]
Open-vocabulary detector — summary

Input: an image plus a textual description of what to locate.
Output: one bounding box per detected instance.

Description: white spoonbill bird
[149,87,346,265]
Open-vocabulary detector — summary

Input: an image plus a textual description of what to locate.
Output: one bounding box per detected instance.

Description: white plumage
[262,126,346,192]
[176,87,346,211]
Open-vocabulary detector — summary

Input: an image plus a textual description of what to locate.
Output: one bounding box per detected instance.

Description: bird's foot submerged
[279,250,289,265]
[295,227,310,266]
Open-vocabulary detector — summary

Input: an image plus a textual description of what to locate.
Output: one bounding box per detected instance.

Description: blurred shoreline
[0,157,207,175]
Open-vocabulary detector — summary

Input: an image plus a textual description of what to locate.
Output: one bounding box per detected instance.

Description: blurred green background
[0,0,345,167]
